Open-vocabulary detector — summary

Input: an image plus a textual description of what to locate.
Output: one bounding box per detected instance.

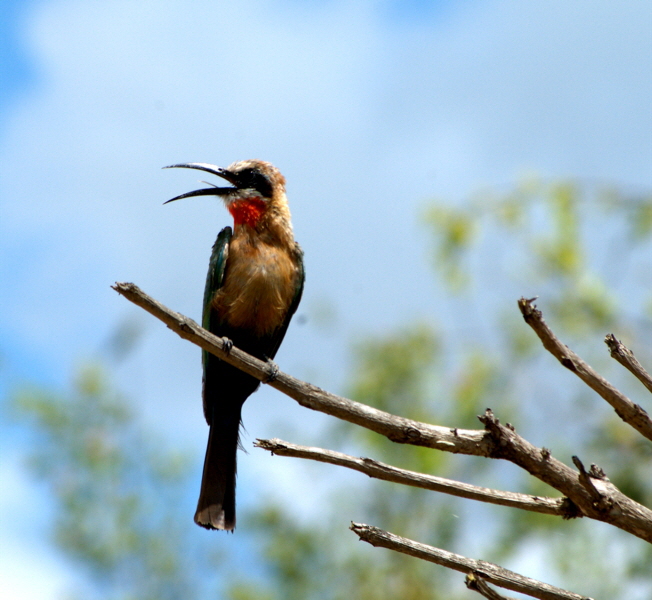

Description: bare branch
[605,333,652,394]
[111,282,492,455]
[350,523,593,600]
[518,297,652,441]
[255,438,570,517]
[113,283,652,543]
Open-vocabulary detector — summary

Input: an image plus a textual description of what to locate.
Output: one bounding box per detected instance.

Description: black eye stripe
[237,168,273,198]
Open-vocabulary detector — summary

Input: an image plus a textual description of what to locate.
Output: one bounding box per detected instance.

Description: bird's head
[164,159,288,230]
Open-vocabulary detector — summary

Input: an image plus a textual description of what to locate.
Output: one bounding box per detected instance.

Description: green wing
[202,226,232,363]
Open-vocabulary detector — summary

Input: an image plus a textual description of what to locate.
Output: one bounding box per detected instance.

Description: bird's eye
[238,168,272,198]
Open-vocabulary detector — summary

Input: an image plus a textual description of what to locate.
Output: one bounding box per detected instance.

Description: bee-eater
[165,160,304,530]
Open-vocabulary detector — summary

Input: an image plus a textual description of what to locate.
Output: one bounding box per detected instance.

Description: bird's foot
[263,359,280,383]
[222,337,233,354]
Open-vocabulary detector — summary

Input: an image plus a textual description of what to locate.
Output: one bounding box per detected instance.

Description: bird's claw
[263,360,279,383]
[222,337,233,354]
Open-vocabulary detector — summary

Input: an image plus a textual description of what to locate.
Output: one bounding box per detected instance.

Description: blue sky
[1,0,651,597]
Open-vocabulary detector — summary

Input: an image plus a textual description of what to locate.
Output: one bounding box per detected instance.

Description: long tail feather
[194,408,242,530]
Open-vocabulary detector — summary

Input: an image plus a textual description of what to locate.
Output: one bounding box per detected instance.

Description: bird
[164,159,304,530]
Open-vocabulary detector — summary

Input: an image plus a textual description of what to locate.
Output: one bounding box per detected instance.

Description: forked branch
[113,282,652,543]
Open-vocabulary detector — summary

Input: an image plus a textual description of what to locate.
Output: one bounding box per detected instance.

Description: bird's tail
[194,408,242,531]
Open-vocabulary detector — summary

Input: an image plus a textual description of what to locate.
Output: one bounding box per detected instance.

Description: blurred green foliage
[12,366,218,600]
[11,179,652,599]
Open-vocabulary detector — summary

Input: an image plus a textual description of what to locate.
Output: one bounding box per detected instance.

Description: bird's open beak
[163,163,239,204]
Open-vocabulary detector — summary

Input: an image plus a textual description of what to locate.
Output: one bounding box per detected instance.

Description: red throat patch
[228,197,267,228]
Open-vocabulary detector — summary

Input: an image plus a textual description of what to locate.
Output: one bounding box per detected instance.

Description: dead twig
[518,298,652,441]
[604,334,652,394]
[466,573,518,600]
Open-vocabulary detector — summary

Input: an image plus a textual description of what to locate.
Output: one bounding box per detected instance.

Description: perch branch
[350,523,593,600]
[518,298,652,442]
[111,282,491,454]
